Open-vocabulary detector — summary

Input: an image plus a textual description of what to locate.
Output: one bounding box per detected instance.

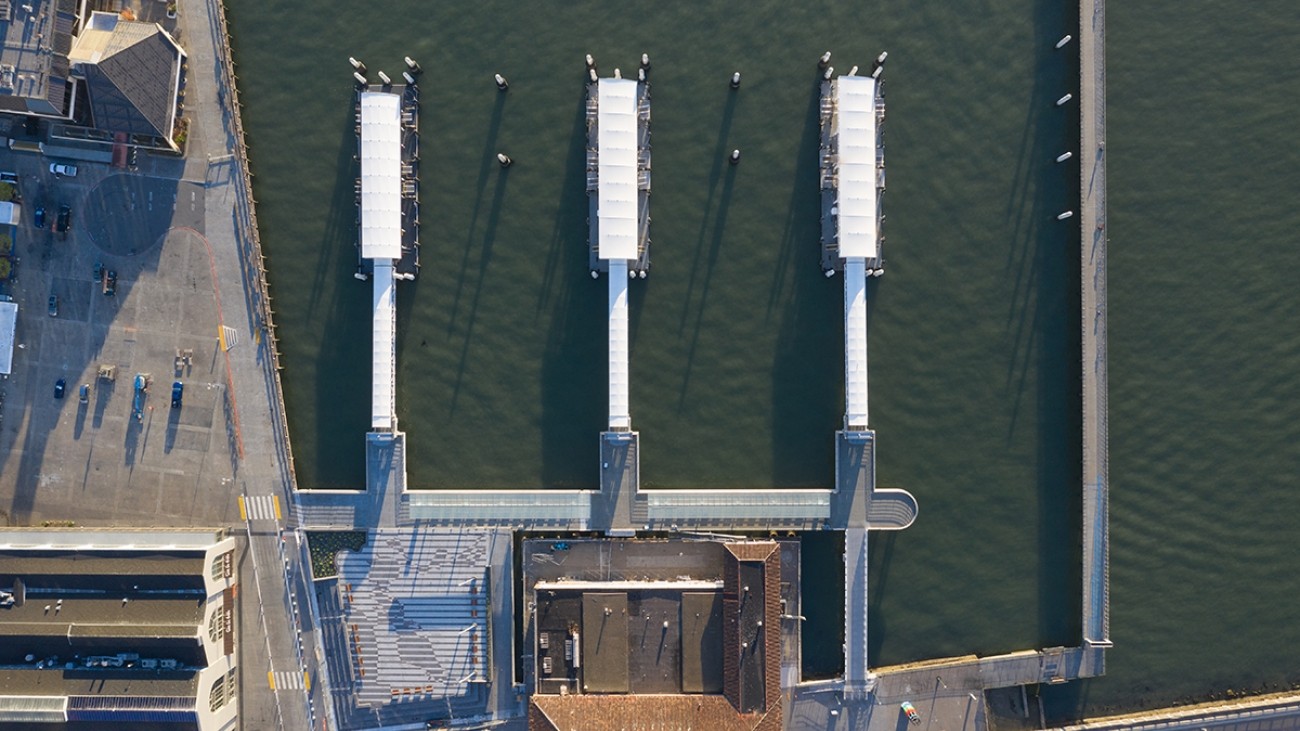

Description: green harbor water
[225,0,1300,718]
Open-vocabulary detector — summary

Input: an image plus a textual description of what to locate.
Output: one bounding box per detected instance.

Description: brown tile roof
[723,541,778,563]
[530,695,777,731]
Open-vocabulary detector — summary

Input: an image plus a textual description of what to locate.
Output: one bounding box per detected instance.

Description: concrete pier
[1080,0,1111,650]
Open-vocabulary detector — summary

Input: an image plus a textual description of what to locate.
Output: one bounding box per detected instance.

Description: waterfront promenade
[176,0,317,728]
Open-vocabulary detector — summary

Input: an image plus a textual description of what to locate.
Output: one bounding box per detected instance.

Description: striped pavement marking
[239,495,281,522]
[271,670,305,690]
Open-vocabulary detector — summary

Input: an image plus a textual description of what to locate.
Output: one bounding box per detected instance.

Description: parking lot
[0,151,242,527]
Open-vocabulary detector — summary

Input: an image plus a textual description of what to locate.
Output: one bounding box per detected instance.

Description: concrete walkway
[1079,0,1110,648]
[175,0,315,728]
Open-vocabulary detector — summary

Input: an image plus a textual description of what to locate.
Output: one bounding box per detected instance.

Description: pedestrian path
[240,494,281,522]
[270,669,308,690]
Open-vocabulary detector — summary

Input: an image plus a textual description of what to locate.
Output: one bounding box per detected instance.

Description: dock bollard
[589,68,598,83]
[641,53,650,70]
[349,57,367,74]
[729,149,741,165]
[730,72,741,89]
[1056,93,1073,106]
[404,56,421,74]
[823,66,834,81]
[1056,152,1073,163]
[377,70,391,86]
[497,153,512,168]
[819,51,832,69]
[353,72,367,87]
[495,73,509,91]
[848,65,859,76]
[638,67,646,82]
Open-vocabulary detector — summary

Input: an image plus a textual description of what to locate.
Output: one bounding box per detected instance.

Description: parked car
[56,204,70,233]
[93,261,103,280]
[54,378,66,399]
[170,381,184,408]
[49,162,77,177]
[34,206,45,228]
[78,384,89,403]
[901,701,921,725]
[47,294,57,317]
[0,171,18,184]
[103,270,117,296]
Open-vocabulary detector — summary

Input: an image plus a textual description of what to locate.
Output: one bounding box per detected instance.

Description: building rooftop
[0,667,198,698]
[68,11,184,140]
[0,0,76,117]
[527,539,783,731]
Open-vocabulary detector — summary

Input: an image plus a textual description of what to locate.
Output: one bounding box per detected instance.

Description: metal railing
[210,0,299,493]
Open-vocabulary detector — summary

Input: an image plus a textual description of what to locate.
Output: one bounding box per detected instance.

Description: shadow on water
[677,91,739,336]
[867,532,899,667]
[302,112,373,487]
[677,164,737,409]
[450,166,510,414]
[999,0,1083,669]
[448,93,507,340]
[538,94,602,490]
[801,531,846,678]
[770,81,838,487]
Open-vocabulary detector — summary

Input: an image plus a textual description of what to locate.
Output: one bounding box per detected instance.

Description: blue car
[54,378,66,399]
[171,381,183,408]
[34,206,45,228]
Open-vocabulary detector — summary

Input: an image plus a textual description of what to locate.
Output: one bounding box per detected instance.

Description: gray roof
[0,0,77,116]
[78,21,181,139]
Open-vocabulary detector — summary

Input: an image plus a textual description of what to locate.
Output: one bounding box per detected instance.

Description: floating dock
[355,78,420,279]
[819,70,886,274]
[586,68,652,275]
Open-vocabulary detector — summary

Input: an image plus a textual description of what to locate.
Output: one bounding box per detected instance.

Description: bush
[0,258,11,281]
[0,183,14,202]
[306,530,367,579]
[0,231,11,255]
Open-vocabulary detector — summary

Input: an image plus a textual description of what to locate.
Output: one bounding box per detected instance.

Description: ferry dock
[353,67,421,280]
[585,57,652,276]
[286,38,1112,729]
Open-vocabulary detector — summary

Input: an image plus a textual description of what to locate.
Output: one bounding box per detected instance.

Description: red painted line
[177,226,245,460]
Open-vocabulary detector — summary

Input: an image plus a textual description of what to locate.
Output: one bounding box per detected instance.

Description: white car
[49,162,78,177]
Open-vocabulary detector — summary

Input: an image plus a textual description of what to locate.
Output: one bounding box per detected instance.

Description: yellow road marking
[238,497,247,521]
[267,670,275,690]
[273,495,282,521]
[304,671,311,691]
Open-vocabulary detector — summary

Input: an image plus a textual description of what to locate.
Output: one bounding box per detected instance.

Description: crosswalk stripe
[242,495,279,522]
[272,670,304,690]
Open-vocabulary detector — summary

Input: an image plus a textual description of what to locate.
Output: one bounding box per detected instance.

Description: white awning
[608,259,631,429]
[844,258,868,428]
[597,79,639,262]
[835,77,879,260]
[359,91,403,261]
[371,263,395,430]
[0,301,15,375]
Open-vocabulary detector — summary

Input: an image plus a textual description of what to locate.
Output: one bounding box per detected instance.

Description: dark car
[54,378,66,399]
[170,381,183,408]
[104,270,117,296]
[47,294,57,317]
[56,205,70,233]
[34,206,45,228]
[78,384,89,403]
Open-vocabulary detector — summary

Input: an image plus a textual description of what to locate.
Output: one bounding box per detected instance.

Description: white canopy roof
[371,263,395,430]
[597,79,639,261]
[0,301,15,375]
[359,91,403,261]
[835,77,879,260]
